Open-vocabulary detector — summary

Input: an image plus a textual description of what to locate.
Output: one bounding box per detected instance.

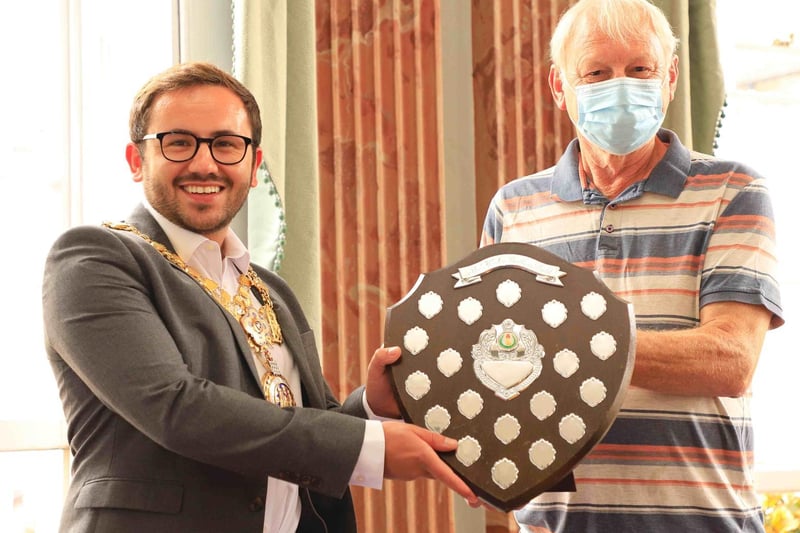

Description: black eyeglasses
[141,131,253,165]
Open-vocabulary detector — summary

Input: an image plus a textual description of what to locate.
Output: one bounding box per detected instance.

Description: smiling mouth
[183,185,222,194]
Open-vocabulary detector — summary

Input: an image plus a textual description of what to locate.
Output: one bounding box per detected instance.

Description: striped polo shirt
[481,130,783,532]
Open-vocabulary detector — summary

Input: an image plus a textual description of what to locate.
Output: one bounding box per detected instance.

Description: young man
[481,0,783,531]
[43,62,476,533]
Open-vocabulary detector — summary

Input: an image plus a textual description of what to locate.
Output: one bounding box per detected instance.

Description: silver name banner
[452,253,566,288]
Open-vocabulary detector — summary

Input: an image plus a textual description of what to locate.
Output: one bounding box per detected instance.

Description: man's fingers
[373,345,402,367]
[419,438,478,505]
[413,425,459,452]
[382,422,480,506]
[407,426,478,504]
[365,346,403,418]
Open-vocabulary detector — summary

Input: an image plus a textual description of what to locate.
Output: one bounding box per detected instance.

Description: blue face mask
[568,76,666,156]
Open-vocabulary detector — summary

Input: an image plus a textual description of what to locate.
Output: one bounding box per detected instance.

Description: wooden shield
[384,242,635,511]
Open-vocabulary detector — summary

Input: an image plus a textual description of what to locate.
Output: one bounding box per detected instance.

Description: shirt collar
[142,199,250,275]
[551,129,692,202]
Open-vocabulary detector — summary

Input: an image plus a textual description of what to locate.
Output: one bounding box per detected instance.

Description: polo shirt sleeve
[700,174,784,328]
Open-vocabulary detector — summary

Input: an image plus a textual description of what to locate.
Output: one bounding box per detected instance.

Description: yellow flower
[763,492,800,533]
[767,506,799,532]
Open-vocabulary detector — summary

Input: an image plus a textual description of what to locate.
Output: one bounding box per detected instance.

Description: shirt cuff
[348,419,385,489]
[361,389,401,422]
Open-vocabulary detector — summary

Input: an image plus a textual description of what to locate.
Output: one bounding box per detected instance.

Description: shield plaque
[384,242,635,511]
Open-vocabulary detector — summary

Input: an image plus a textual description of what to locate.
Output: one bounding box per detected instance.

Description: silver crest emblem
[472,318,545,400]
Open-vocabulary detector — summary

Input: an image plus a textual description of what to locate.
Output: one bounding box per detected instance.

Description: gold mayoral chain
[104,222,296,407]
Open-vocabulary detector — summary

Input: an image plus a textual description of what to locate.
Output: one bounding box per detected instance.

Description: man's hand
[382,421,479,506]
[365,346,403,418]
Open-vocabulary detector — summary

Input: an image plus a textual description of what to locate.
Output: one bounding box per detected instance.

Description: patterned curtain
[471,0,576,239]
[316,0,451,530]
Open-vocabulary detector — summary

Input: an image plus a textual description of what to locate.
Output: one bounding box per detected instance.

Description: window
[716,1,800,489]
[0,1,175,529]
[2,1,70,422]
[1,1,174,421]
[0,450,65,533]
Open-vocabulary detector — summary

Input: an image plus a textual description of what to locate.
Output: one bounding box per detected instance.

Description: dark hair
[129,62,262,147]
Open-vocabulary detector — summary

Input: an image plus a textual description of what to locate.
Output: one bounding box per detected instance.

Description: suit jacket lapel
[123,205,264,392]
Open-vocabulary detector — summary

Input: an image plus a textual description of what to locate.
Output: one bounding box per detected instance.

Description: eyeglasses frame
[140,131,254,165]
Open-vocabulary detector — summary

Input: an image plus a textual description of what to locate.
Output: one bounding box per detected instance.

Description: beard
[143,172,250,237]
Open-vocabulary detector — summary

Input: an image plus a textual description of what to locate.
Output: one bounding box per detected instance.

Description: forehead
[148,85,251,134]
[564,13,663,69]
[566,26,663,71]
[566,36,663,71]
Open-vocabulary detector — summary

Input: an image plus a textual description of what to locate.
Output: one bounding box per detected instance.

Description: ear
[126,143,144,183]
[667,55,679,101]
[549,65,568,111]
[250,147,264,188]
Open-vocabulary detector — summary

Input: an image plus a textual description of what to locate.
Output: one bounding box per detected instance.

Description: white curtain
[232,0,322,333]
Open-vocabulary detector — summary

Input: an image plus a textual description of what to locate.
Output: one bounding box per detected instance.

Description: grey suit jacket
[43,205,366,532]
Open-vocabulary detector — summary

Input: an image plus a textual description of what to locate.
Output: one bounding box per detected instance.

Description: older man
[481,0,783,531]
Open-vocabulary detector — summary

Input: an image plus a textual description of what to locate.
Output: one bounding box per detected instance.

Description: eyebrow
[577,55,659,71]
[158,128,245,137]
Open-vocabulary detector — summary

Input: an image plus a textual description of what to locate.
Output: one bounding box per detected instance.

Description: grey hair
[550,0,678,70]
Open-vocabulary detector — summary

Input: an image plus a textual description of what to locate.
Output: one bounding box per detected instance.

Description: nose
[187,140,219,173]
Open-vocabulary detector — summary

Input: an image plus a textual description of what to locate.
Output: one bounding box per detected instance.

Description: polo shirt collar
[551,129,692,202]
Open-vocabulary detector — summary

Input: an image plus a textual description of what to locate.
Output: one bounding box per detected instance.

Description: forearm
[632,329,753,396]
[630,302,772,397]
